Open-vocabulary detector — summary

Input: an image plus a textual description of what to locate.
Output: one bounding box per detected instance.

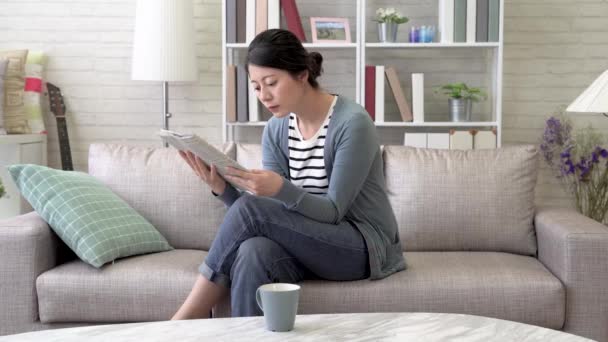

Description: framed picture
[310,17,351,43]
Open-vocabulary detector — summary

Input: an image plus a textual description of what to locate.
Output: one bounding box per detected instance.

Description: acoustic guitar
[47,82,73,171]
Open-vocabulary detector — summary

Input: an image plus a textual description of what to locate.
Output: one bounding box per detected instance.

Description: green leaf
[436,82,487,102]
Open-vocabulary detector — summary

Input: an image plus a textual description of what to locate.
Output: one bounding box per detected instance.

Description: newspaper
[159,129,249,190]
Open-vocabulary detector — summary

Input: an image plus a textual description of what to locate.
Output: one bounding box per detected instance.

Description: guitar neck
[55,117,73,171]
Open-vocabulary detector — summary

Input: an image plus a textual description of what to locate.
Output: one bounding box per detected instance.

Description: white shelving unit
[0,134,47,219]
[222,0,503,146]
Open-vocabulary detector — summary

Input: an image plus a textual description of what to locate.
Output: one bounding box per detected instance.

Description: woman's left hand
[224,167,283,196]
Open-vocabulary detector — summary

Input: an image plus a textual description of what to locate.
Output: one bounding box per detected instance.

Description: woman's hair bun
[308,52,323,80]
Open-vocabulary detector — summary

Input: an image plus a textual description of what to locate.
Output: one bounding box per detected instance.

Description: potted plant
[374,8,409,43]
[0,177,5,199]
[436,82,487,122]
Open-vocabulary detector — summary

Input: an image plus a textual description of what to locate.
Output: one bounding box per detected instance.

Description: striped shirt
[288,96,337,195]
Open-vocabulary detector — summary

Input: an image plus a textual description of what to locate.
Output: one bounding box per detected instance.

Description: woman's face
[248,64,308,118]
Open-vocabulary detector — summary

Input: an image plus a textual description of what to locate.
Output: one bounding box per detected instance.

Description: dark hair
[246,29,323,88]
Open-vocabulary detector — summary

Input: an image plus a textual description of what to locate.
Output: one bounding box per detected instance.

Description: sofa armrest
[535,206,608,342]
[0,212,62,336]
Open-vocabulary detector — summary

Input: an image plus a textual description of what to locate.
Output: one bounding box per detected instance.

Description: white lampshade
[131,0,198,82]
[566,70,608,113]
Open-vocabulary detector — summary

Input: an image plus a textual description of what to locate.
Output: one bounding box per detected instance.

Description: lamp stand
[162,81,172,147]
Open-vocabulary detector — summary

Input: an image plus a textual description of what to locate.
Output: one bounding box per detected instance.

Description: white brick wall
[1,0,606,209]
[0,0,223,171]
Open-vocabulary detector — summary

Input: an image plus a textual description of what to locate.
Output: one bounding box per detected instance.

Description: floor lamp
[131,0,198,147]
[567,70,608,117]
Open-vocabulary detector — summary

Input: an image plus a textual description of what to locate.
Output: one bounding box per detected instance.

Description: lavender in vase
[540,114,608,224]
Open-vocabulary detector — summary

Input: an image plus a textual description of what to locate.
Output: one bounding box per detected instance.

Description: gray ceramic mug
[256,283,300,332]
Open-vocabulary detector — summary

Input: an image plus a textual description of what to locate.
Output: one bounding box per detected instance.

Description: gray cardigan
[218,96,406,280]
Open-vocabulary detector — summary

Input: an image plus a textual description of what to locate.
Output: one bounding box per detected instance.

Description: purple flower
[576,156,597,182]
[592,150,600,163]
[559,146,575,176]
[540,116,573,167]
[561,159,575,176]
[543,117,571,146]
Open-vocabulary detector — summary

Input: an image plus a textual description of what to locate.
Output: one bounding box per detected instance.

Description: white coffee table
[0,312,595,342]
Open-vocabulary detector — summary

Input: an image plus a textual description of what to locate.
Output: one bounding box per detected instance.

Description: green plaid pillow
[8,164,173,268]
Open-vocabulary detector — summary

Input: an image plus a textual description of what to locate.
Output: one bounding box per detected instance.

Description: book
[281,0,306,42]
[236,65,249,122]
[246,0,256,44]
[439,0,454,43]
[248,78,260,122]
[365,65,376,120]
[466,0,477,43]
[476,0,489,42]
[256,0,268,34]
[454,0,467,43]
[226,0,237,43]
[226,64,237,122]
[411,73,424,123]
[236,0,247,43]
[385,67,413,122]
[159,129,249,190]
[375,65,385,123]
[267,0,280,29]
[488,0,500,42]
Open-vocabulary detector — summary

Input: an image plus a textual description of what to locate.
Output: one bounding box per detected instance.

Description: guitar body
[47,83,73,171]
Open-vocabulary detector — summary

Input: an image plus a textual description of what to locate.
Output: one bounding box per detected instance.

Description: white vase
[377,22,399,43]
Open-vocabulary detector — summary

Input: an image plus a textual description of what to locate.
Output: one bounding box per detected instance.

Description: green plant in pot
[436,82,487,122]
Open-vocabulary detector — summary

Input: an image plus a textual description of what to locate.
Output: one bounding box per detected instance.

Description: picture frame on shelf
[310,17,351,43]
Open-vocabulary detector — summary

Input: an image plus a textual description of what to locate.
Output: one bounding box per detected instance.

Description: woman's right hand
[179,150,226,196]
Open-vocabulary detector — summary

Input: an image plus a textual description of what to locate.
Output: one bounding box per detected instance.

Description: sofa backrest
[88,143,235,250]
[384,145,539,256]
[88,143,538,255]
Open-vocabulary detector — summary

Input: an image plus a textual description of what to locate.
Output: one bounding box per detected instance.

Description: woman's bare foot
[170,275,228,320]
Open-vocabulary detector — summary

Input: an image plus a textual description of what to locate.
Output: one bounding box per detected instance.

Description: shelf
[227,43,357,49]
[0,133,47,144]
[222,0,504,145]
[366,42,500,48]
[228,121,267,126]
[228,42,497,49]
[375,122,498,127]
[303,43,357,49]
[227,121,497,127]
[225,43,247,49]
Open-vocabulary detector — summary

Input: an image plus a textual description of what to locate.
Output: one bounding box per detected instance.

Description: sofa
[1,142,607,341]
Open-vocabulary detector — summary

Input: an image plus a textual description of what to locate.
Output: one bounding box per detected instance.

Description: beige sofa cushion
[384,145,538,255]
[88,143,235,250]
[236,143,263,169]
[37,249,205,323]
[215,252,565,330]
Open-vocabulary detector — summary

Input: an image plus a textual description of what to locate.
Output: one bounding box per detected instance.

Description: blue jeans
[200,194,369,317]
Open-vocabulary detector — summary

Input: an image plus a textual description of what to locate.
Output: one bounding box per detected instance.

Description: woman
[172,29,405,319]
